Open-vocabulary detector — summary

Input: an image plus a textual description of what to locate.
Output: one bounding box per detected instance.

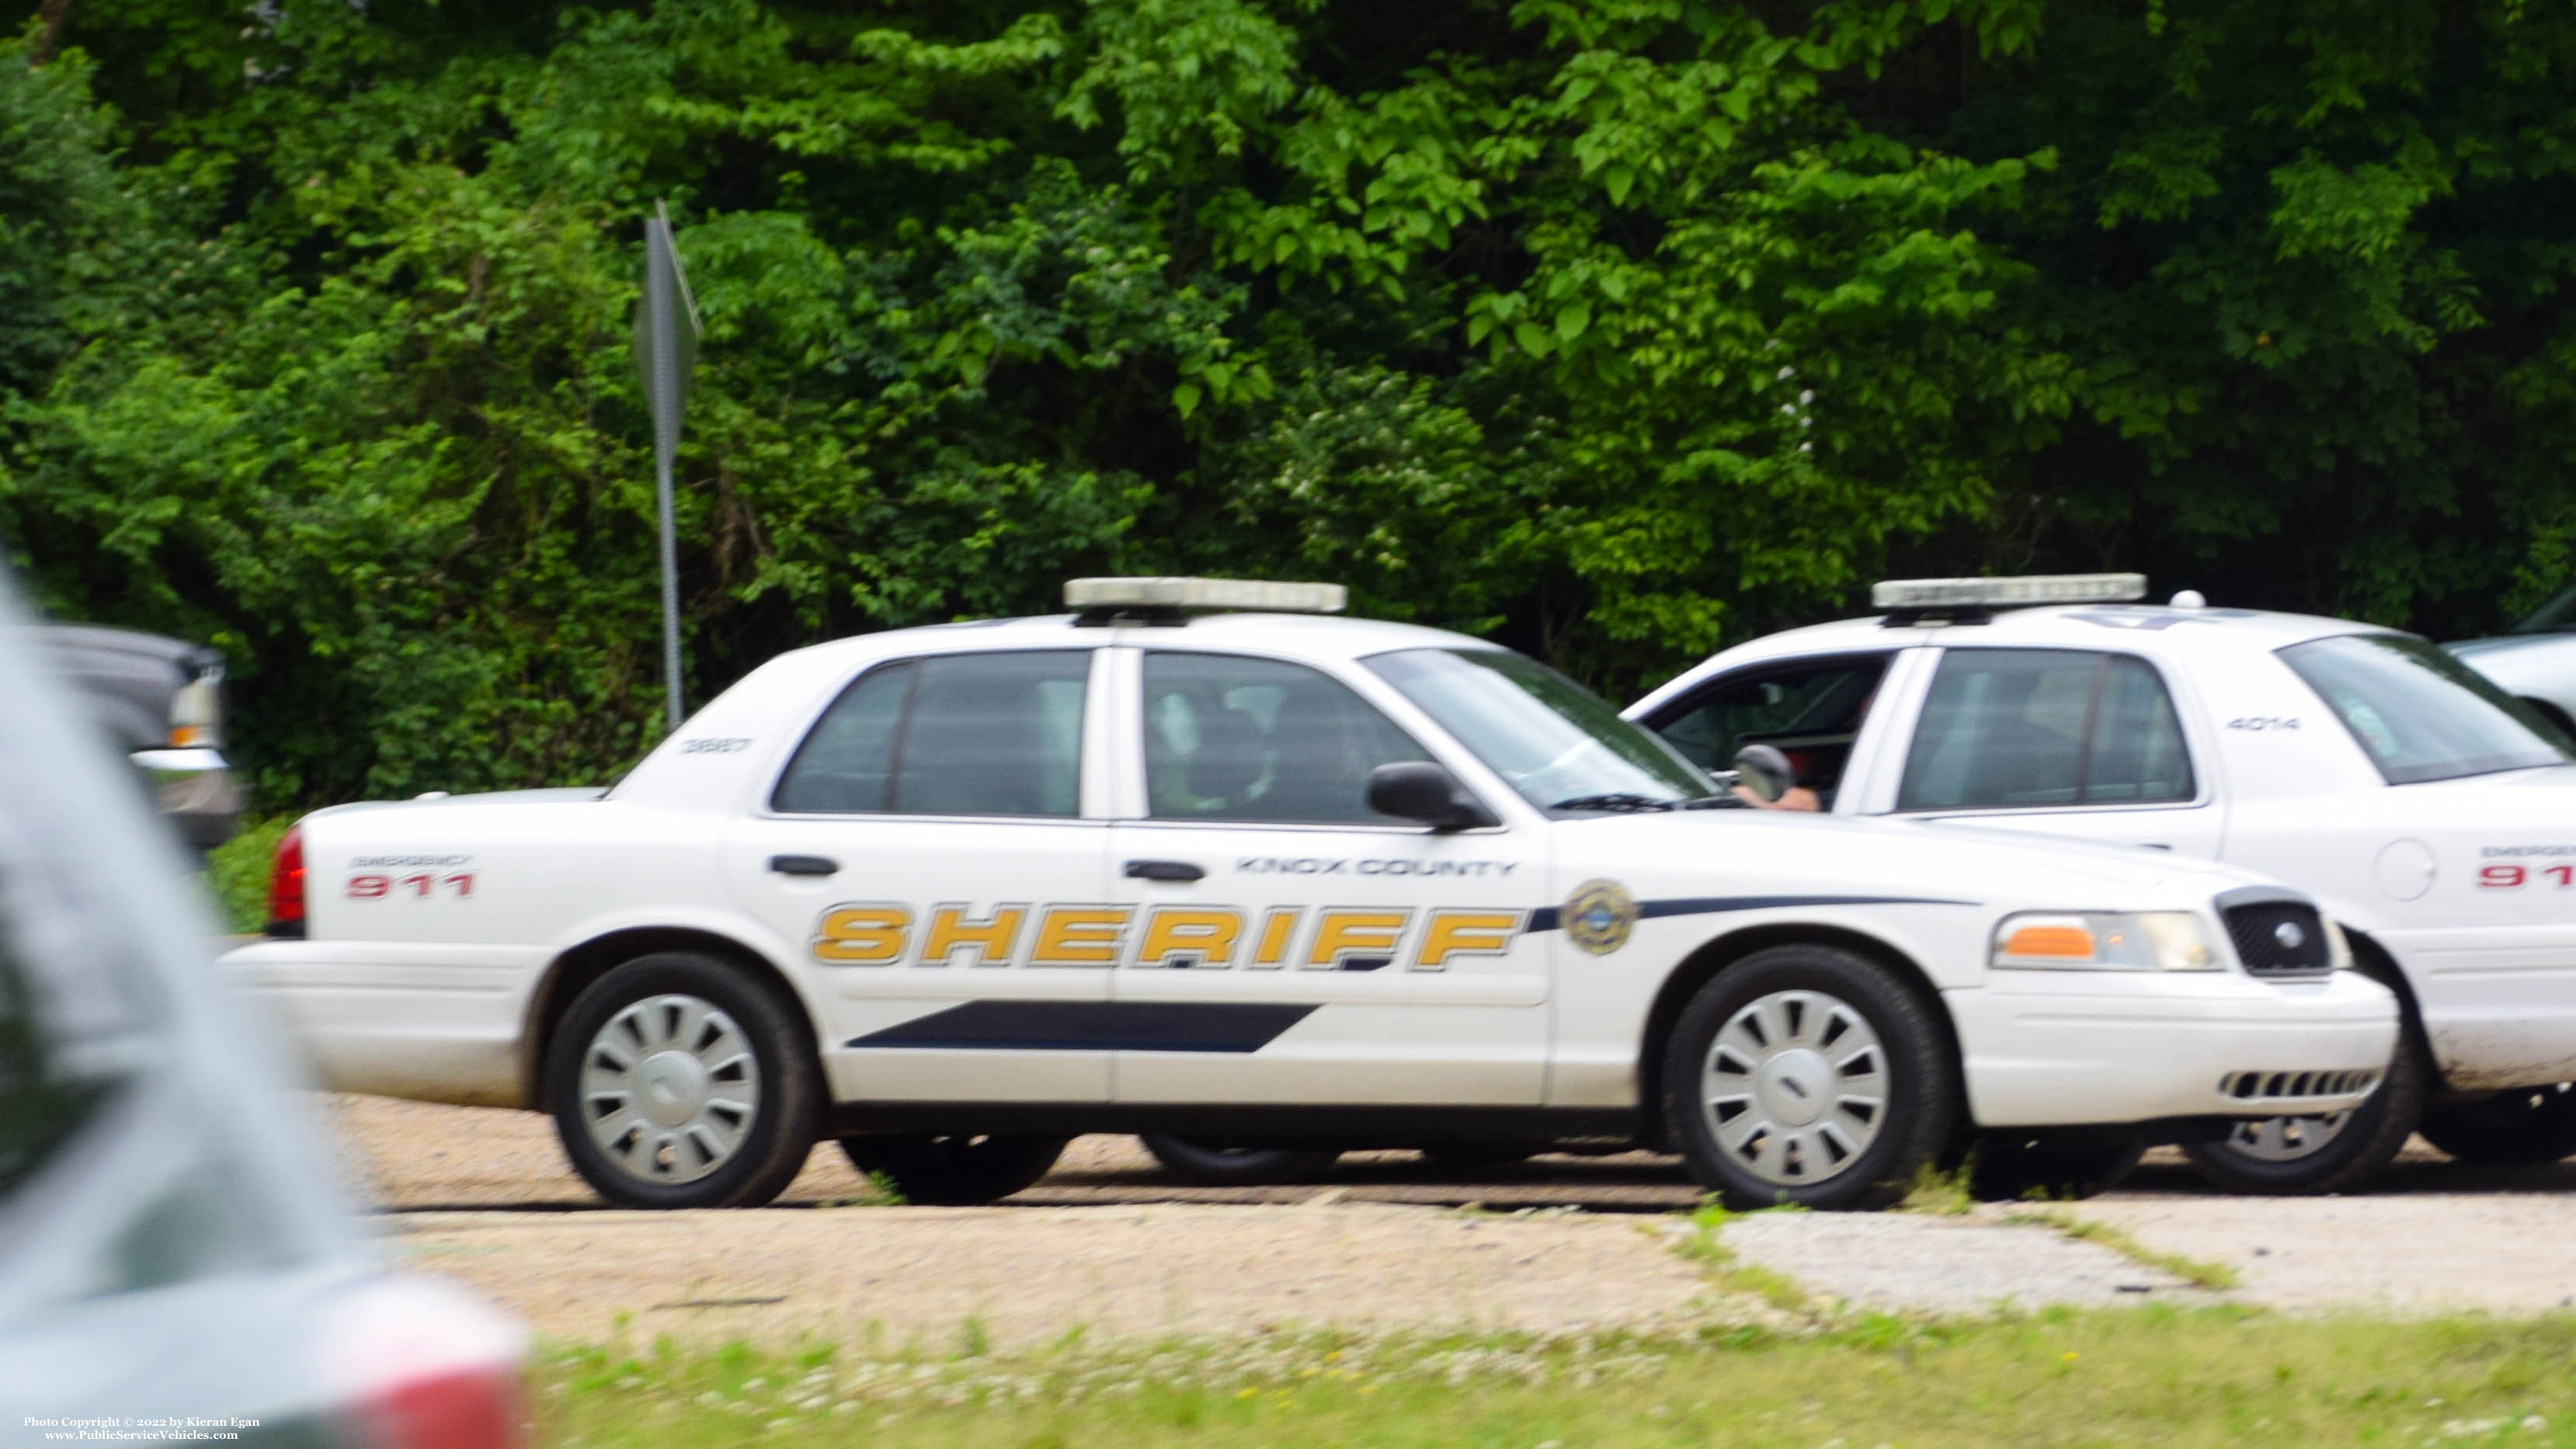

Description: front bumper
[134,745,241,848]
[1949,968,2400,1128]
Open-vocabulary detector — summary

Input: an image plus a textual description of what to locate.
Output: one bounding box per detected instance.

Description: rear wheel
[839,1135,1067,1205]
[1660,943,1958,1211]
[2181,1041,2425,1194]
[1139,1136,1342,1186]
[2419,1084,2576,1165]
[546,952,822,1210]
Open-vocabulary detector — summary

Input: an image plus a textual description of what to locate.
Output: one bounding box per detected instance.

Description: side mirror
[1367,762,1500,832]
[1733,744,1796,804]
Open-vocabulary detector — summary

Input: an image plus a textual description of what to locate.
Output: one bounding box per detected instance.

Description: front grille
[2219,1068,2381,1103]
[2223,899,2332,977]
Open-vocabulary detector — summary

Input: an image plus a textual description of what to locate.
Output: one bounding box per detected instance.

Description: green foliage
[203,815,290,936]
[1932,1,2576,625]
[4,1,2575,805]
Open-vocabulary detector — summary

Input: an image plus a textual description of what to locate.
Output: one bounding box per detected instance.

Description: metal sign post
[633,200,700,734]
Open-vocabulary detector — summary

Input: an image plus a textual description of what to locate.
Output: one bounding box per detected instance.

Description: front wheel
[1660,944,1959,1211]
[1139,1135,1341,1186]
[2419,1083,2576,1165]
[546,952,823,1210]
[840,1135,1067,1205]
[2181,1041,2425,1195]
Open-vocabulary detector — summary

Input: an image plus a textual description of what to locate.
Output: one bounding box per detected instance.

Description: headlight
[169,664,223,749]
[1991,912,2222,971]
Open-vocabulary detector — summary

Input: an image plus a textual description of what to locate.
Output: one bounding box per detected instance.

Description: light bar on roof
[1064,576,1348,615]
[1870,574,2147,610]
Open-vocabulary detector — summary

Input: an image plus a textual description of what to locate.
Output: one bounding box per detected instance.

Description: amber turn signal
[2000,923,2097,958]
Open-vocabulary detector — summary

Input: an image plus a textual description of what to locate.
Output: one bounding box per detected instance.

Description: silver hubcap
[1702,989,1889,1185]
[2220,1111,2352,1162]
[579,994,760,1185]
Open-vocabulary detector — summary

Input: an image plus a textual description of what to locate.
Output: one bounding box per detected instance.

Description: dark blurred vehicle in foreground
[37,624,241,850]
[0,581,524,1447]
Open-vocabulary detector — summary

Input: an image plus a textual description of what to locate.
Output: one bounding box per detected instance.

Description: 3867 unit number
[348,871,476,898]
[2480,864,2573,890]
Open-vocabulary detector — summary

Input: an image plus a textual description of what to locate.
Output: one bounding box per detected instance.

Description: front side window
[1646,655,1889,806]
[2281,633,2571,785]
[774,650,1090,817]
[1366,648,1712,811]
[1143,652,1429,824]
[1898,649,2194,811]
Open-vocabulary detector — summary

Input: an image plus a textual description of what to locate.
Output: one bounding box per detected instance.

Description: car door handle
[1123,860,1205,882]
[769,854,840,877]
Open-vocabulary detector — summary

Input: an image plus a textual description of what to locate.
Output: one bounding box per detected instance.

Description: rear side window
[1142,652,1430,824]
[1898,649,2195,811]
[774,651,1090,817]
[2282,633,2570,784]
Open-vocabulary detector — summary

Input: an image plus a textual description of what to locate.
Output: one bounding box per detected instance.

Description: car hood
[33,624,219,753]
[2445,634,2570,661]
[1556,807,2262,907]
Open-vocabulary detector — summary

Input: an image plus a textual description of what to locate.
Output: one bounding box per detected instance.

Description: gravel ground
[322,1095,2576,1341]
[1718,1211,2217,1315]
[397,1201,1740,1349]
[2061,1195,2576,1316]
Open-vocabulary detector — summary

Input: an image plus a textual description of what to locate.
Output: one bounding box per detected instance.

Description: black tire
[2182,1039,2426,1194]
[1660,943,1959,1211]
[545,951,823,1210]
[2420,1083,2576,1165]
[1969,1128,2148,1202]
[1138,1135,1341,1186]
[839,1135,1067,1205]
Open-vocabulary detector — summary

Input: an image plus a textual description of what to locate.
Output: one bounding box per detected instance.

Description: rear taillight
[365,1367,527,1449]
[328,1276,529,1449]
[266,823,307,937]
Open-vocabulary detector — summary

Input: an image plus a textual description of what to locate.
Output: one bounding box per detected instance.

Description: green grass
[534,1309,2576,1448]
[1898,1156,1977,1216]
[1665,1201,1817,1317]
[2003,1207,2242,1291]
[203,815,288,933]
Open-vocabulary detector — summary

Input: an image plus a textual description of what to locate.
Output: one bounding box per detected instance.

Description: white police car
[1629,574,2576,1194]
[222,579,2394,1211]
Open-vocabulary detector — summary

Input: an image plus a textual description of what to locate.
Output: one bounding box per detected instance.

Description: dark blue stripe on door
[1522,894,1976,934]
[846,1000,1319,1054]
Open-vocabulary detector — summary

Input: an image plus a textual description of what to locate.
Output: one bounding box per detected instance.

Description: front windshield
[2280,633,2571,784]
[1365,648,1714,809]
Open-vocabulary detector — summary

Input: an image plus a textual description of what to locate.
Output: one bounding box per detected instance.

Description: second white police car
[223,579,2396,1210]
[1632,573,2576,1194]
